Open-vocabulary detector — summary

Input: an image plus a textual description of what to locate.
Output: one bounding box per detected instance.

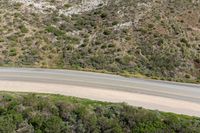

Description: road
[0,67,200,116]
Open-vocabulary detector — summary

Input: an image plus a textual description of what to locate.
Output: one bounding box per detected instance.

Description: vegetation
[0,92,200,133]
[0,0,200,83]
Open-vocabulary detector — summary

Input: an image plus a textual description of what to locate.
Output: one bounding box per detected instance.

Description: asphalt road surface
[0,67,200,116]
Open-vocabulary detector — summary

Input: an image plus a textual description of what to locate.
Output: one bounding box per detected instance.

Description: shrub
[46,26,65,36]
[19,25,28,33]
[9,48,17,56]
[0,93,200,133]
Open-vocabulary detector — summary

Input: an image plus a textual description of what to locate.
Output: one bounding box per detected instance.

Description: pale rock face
[10,0,56,12]
[10,0,108,16]
[60,0,107,16]
[113,21,133,30]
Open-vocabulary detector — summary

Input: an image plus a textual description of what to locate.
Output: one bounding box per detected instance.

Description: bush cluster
[0,92,200,133]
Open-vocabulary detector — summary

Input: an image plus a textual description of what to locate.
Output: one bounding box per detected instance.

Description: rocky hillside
[0,0,200,83]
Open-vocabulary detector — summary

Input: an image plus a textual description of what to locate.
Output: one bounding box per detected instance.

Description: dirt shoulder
[0,80,200,116]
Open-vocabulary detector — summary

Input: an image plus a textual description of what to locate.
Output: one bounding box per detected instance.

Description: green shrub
[19,25,28,33]
[46,26,65,36]
[0,92,200,133]
[9,48,17,56]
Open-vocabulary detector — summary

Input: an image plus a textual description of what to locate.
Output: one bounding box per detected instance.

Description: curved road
[0,67,200,116]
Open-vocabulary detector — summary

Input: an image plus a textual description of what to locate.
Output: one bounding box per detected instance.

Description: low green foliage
[46,26,65,37]
[0,92,200,133]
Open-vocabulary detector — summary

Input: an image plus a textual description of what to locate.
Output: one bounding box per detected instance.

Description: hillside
[0,0,200,83]
[1,92,200,133]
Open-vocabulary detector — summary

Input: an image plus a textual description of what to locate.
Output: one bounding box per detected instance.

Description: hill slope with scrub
[0,0,200,83]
